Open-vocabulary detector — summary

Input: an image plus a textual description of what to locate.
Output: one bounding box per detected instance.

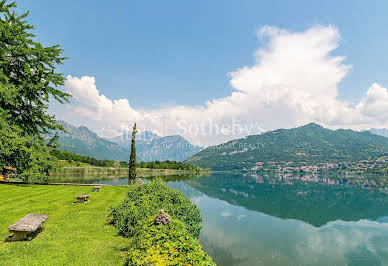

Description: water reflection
[169,173,388,266]
[185,173,388,227]
[195,196,388,266]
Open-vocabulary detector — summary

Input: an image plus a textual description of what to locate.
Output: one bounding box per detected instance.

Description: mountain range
[186,123,388,170]
[52,121,388,168]
[107,132,203,162]
[369,128,388,138]
[52,121,202,162]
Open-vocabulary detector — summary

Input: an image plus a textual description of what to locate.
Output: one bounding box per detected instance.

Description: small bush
[110,179,202,238]
[127,215,215,265]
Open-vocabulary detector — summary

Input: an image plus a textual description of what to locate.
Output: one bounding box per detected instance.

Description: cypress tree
[128,123,137,183]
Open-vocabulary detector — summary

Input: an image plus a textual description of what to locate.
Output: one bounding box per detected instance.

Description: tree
[0,108,59,183]
[0,108,24,168]
[0,0,70,135]
[0,1,69,183]
[128,123,137,183]
[17,135,60,183]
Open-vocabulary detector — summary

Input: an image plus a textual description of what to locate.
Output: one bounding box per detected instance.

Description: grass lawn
[0,183,129,265]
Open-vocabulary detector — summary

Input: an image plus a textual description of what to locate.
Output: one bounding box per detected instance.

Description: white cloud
[65,76,141,123]
[356,83,388,121]
[63,25,388,146]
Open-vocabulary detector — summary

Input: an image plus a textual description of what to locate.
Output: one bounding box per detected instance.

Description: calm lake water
[53,172,388,266]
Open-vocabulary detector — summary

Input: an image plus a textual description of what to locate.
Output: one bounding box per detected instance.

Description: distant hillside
[136,135,203,162]
[110,133,203,162]
[369,128,388,138]
[52,121,202,162]
[186,123,388,170]
[107,130,161,146]
[53,121,128,161]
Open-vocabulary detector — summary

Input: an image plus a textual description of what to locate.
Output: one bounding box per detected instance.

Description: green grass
[0,184,129,265]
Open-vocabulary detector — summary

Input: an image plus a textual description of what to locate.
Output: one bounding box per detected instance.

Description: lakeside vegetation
[52,157,209,179]
[52,149,208,172]
[49,173,210,185]
[53,166,208,178]
[110,179,215,265]
[51,150,128,168]
[54,165,128,175]
[138,160,207,171]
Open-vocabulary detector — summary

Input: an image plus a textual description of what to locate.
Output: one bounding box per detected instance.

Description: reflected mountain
[186,173,388,227]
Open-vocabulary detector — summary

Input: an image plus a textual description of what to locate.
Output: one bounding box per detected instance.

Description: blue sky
[18,0,388,105]
[16,0,388,145]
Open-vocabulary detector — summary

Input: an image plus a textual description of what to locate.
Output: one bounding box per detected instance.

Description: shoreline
[53,167,211,177]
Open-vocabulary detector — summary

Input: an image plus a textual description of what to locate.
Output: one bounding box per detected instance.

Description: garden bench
[92,186,100,192]
[75,194,90,203]
[6,213,48,242]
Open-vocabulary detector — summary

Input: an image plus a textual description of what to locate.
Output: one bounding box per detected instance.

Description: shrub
[127,214,215,265]
[110,179,202,238]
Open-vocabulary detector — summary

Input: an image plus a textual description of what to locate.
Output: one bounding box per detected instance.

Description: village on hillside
[249,157,388,176]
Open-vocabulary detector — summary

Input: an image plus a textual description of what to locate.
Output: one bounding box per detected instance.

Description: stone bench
[75,194,90,203]
[92,186,100,192]
[6,213,48,242]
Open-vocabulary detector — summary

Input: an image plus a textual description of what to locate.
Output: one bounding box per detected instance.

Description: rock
[6,213,48,242]
[136,178,145,185]
[8,214,48,233]
[74,195,90,203]
[154,209,171,225]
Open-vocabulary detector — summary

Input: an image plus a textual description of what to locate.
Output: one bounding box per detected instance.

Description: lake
[53,172,388,265]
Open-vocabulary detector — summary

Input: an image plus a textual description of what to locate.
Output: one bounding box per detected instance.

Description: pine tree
[0,1,70,135]
[128,123,137,183]
[0,1,69,183]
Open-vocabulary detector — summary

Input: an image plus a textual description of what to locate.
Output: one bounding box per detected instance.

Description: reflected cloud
[221,211,233,217]
[165,173,388,265]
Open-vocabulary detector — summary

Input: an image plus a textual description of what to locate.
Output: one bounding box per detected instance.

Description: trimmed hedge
[110,178,202,238]
[127,214,215,265]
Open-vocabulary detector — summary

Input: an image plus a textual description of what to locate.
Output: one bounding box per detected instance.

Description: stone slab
[8,214,49,233]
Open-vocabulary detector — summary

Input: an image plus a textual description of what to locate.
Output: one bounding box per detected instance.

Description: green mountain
[53,121,202,162]
[186,123,388,170]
